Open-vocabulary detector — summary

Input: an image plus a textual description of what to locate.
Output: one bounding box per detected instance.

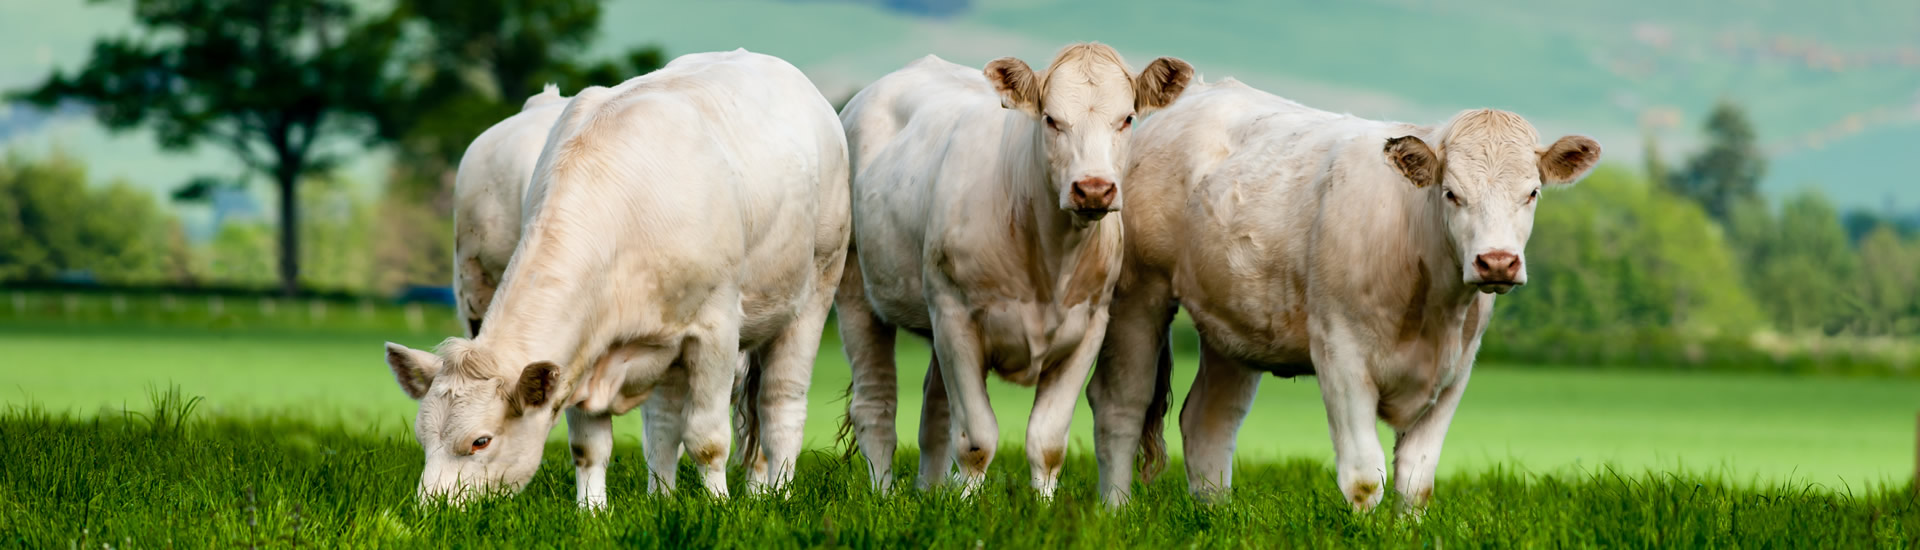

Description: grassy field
[3,399,1916,548]
[3,306,1919,545]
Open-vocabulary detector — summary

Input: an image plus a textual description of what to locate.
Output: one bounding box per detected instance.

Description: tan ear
[1384,136,1442,188]
[1539,135,1602,184]
[1133,57,1195,113]
[510,361,560,415]
[385,342,442,400]
[984,57,1041,115]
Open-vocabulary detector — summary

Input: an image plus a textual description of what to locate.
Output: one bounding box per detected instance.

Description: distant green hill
[4,0,1916,209]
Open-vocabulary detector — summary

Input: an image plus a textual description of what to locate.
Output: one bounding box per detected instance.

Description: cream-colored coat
[383,50,850,507]
[837,44,1192,496]
[1088,79,1600,510]
[451,85,568,337]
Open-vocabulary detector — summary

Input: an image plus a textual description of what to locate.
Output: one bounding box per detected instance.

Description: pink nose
[1473,251,1521,283]
[1070,177,1117,211]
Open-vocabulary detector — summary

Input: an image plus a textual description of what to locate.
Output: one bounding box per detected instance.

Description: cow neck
[1007,118,1106,296]
[1405,164,1477,309]
[469,210,606,385]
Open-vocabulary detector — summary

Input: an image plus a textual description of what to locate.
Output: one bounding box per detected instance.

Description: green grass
[3,311,1917,485]
[3,309,1920,545]
[2,393,1915,548]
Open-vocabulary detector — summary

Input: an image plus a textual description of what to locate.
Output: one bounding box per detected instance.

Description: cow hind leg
[643,369,689,495]
[566,408,614,510]
[1089,281,1176,506]
[1179,342,1263,502]
[746,290,835,495]
[915,356,954,490]
[837,246,902,492]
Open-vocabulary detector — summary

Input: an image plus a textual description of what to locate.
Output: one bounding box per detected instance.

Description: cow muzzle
[1067,177,1117,218]
[1469,250,1524,294]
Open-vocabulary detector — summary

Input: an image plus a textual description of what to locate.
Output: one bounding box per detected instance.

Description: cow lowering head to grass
[379,49,850,508]
[385,340,560,502]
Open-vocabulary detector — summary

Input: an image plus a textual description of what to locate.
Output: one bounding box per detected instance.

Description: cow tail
[834,378,859,461]
[1137,327,1176,481]
[731,354,765,468]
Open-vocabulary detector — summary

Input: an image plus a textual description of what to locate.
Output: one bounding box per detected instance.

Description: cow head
[985,43,1193,221]
[383,339,561,505]
[1383,109,1601,294]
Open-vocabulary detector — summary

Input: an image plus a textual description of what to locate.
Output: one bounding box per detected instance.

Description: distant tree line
[1489,102,1920,370]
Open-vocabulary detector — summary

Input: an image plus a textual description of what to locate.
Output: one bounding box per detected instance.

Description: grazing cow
[838,43,1194,496]
[452,84,570,338]
[382,50,851,507]
[1087,79,1600,510]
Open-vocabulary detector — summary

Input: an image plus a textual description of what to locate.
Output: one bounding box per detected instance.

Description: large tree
[1668,101,1767,222]
[16,0,396,296]
[371,0,664,204]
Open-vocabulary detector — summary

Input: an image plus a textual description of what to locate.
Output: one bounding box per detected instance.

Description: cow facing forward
[382,50,850,507]
[1087,79,1599,510]
[838,43,1193,496]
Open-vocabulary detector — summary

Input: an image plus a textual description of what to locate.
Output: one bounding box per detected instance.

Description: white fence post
[111,294,127,316]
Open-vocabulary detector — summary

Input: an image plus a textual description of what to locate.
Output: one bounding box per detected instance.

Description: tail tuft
[1135,327,1175,481]
[731,354,766,468]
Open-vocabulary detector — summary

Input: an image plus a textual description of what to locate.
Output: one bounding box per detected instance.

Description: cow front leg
[642,369,688,495]
[1026,310,1109,498]
[1179,342,1262,502]
[1392,367,1473,515]
[566,408,614,510]
[930,298,996,495]
[1311,322,1387,511]
[681,309,742,498]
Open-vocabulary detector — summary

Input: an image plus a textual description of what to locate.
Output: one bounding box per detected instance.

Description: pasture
[2,304,1918,546]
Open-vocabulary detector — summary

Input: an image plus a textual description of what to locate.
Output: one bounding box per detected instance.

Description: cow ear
[1384,136,1441,188]
[511,361,560,415]
[984,57,1041,116]
[385,342,442,400]
[1133,57,1195,113]
[1539,135,1602,185]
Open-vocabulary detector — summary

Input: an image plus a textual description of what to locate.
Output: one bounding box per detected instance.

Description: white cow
[1087,79,1600,510]
[382,49,851,507]
[451,84,569,337]
[838,43,1194,496]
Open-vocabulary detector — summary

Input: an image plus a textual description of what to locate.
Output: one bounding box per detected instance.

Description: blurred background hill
[0,0,1916,372]
[7,0,1918,209]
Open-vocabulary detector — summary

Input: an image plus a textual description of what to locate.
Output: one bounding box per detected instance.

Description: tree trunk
[277,167,301,297]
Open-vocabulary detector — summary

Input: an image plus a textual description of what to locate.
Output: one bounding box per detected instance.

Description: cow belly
[1186,302,1313,375]
[975,301,1095,386]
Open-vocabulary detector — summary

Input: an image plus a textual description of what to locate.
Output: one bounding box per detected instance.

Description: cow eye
[1121,114,1135,130]
[1528,188,1540,202]
[1443,189,1459,204]
[1043,115,1058,131]
[472,436,492,450]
